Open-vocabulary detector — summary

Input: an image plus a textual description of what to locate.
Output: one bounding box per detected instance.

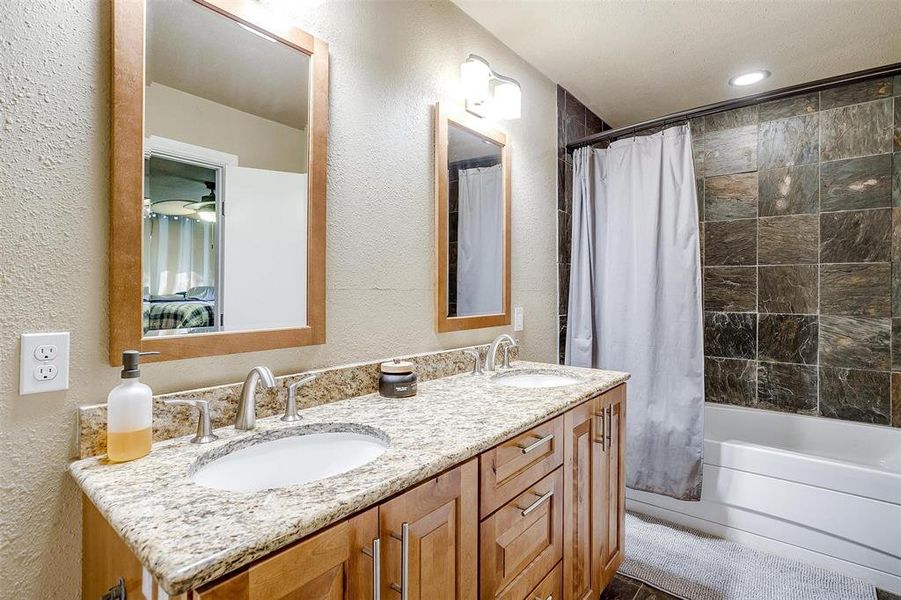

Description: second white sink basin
[192,430,388,492]
[491,370,581,389]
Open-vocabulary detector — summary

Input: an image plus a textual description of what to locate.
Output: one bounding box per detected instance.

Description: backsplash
[556,86,610,363]
[77,344,516,458]
[557,75,901,428]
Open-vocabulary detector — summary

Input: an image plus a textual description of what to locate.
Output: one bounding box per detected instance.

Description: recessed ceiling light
[729,70,771,87]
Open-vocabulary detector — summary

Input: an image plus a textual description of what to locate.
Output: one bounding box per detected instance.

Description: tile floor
[602,571,901,600]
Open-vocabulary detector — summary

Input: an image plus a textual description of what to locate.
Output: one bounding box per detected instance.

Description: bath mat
[621,511,876,600]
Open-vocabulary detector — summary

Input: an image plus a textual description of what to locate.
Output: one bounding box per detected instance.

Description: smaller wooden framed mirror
[434,104,511,333]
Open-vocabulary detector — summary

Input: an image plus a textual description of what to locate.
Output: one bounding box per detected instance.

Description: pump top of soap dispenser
[121,350,159,379]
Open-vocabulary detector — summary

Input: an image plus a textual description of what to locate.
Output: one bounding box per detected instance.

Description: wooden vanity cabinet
[83,385,626,600]
[196,508,377,600]
[561,383,626,599]
[379,459,479,600]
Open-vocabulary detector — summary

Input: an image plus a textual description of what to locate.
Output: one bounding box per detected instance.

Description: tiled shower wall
[557,74,901,428]
[557,85,609,363]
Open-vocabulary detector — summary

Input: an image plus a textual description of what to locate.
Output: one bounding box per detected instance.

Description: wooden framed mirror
[109,0,328,364]
[434,104,511,333]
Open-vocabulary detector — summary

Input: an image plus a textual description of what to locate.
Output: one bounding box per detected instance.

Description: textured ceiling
[452,0,901,127]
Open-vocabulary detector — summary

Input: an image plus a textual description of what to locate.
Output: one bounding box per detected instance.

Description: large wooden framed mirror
[109,0,327,364]
[435,104,511,333]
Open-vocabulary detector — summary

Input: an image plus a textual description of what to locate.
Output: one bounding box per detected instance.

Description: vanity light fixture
[728,69,771,87]
[460,54,522,120]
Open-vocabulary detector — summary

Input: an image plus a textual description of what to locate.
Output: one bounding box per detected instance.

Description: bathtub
[626,404,901,594]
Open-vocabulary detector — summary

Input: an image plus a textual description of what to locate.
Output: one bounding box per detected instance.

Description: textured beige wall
[0,1,557,597]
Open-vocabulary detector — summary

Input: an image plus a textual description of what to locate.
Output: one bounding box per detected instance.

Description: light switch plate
[513,306,524,332]
[20,332,70,395]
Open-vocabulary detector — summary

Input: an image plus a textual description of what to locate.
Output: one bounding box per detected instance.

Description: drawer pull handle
[520,489,554,517]
[389,523,409,600]
[594,411,606,449]
[361,538,381,600]
[517,433,554,454]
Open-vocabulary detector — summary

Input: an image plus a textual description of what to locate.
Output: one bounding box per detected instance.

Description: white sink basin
[491,370,580,389]
[192,431,388,492]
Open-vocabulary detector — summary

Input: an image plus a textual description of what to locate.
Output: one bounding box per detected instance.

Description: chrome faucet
[485,334,518,372]
[234,366,276,430]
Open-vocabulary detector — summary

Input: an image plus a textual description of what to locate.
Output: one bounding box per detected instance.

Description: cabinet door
[379,459,478,600]
[196,508,378,600]
[562,397,603,600]
[599,384,626,588]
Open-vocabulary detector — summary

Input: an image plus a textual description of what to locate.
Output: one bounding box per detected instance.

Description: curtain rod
[566,62,901,151]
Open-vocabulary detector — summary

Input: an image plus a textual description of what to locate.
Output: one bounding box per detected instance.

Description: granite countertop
[69,361,629,594]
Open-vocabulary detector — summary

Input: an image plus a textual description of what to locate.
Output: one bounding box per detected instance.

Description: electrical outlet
[34,344,58,361]
[34,364,58,380]
[513,306,524,332]
[20,332,70,395]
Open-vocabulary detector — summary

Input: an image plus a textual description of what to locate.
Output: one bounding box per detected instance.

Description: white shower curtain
[143,215,216,296]
[457,164,503,316]
[566,125,704,500]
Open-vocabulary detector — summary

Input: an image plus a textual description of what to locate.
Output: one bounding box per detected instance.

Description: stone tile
[705,357,756,407]
[704,266,757,312]
[894,153,901,207]
[894,262,901,316]
[758,215,818,264]
[758,265,817,314]
[820,208,892,263]
[704,125,757,176]
[558,262,570,316]
[896,75,901,96]
[758,164,818,217]
[820,153,893,211]
[894,319,901,371]
[704,173,757,221]
[704,312,756,359]
[820,77,893,110]
[704,219,757,265]
[758,93,818,122]
[757,362,818,414]
[819,315,891,370]
[705,105,758,132]
[892,373,901,428]
[758,114,819,168]
[558,209,571,264]
[895,98,901,152]
[819,263,891,317]
[689,117,705,178]
[758,314,818,365]
[558,315,567,364]
[586,110,605,136]
[820,367,891,424]
[600,575,642,600]
[820,98,893,161]
[634,585,681,600]
[695,178,704,221]
[699,222,704,266]
[557,159,568,212]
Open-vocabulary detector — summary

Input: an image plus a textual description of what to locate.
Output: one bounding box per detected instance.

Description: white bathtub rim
[704,439,901,504]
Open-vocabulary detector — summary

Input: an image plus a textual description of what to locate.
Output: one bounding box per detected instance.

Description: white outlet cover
[20,332,70,395]
[513,306,524,332]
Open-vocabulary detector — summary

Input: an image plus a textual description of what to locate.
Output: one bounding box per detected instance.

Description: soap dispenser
[107,350,158,462]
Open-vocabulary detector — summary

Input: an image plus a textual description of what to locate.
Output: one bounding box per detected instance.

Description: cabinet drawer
[526,561,562,600]
[480,468,564,600]
[480,415,564,517]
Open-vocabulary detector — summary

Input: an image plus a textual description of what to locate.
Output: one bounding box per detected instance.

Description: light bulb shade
[197,208,216,223]
[495,81,521,120]
[461,58,491,101]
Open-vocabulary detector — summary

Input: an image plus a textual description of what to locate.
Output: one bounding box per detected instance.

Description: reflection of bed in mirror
[143,286,216,335]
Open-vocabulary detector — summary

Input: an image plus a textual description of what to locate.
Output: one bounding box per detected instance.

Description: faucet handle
[463,350,483,375]
[163,399,218,444]
[284,374,316,422]
[502,338,520,369]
